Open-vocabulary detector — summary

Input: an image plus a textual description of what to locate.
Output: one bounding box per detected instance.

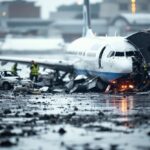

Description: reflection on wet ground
[0,92,150,150]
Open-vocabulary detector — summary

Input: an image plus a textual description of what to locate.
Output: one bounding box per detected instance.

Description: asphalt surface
[0,54,150,150]
[0,91,150,150]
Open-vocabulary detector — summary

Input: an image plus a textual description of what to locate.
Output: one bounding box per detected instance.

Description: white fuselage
[67,36,139,82]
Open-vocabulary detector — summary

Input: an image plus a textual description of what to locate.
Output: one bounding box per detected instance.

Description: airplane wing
[0,56,74,73]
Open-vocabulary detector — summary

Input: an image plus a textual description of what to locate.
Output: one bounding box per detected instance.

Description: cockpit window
[107,51,115,57]
[108,51,125,57]
[126,51,134,57]
[126,51,141,57]
[134,51,141,57]
[108,50,142,58]
[115,52,125,57]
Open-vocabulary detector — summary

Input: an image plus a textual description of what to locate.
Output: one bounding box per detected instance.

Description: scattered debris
[58,128,66,135]
[0,93,149,149]
[0,130,16,137]
[74,106,78,111]
[0,140,17,147]
[3,109,11,115]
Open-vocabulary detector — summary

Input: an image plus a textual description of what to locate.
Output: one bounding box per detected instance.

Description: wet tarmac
[0,92,150,150]
[0,54,150,150]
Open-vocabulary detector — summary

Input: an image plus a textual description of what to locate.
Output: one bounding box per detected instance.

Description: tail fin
[82,0,94,37]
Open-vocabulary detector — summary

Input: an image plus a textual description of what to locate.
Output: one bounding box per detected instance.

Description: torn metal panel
[127,31,150,64]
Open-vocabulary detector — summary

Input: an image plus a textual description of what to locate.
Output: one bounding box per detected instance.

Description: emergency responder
[143,63,149,79]
[11,63,19,76]
[30,61,39,82]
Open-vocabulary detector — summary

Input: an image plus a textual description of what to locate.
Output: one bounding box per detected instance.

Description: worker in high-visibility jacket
[143,63,149,80]
[30,61,39,82]
[11,63,19,76]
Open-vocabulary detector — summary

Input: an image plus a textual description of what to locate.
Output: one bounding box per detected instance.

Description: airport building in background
[100,0,150,18]
[0,0,40,19]
[50,0,150,42]
[0,0,150,41]
[0,0,51,38]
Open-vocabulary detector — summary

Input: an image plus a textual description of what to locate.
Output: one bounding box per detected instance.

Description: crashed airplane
[0,0,150,93]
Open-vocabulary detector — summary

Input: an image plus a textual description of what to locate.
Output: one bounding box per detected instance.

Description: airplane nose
[116,58,133,73]
[124,59,133,73]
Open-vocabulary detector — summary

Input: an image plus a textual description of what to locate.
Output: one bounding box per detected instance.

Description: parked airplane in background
[0,0,146,92]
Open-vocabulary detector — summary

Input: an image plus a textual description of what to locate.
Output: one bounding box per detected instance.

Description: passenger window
[115,52,124,57]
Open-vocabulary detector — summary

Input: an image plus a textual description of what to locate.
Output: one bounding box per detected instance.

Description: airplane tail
[82,0,94,37]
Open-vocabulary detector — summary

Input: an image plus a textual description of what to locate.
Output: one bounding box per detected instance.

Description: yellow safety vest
[31,64,39,76]
[144,64,148,71]
[11,65,17,75]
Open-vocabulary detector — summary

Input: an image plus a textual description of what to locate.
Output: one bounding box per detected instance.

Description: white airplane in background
[0,0,145,91]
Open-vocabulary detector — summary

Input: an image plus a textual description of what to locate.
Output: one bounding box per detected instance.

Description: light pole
[131,0,136,14]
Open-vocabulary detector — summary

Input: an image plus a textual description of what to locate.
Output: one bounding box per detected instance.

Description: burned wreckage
[0,31,150,94]
[45,31,150,93]
[71,31,150,93]
[0,0,150,94]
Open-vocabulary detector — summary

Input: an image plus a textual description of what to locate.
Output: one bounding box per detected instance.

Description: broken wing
[0,56,74,73]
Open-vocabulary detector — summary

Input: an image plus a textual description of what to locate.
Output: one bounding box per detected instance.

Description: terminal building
[50,0,150,42]
[0,0,149,42]
[0,0,51,38]
[0,0,40,19]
